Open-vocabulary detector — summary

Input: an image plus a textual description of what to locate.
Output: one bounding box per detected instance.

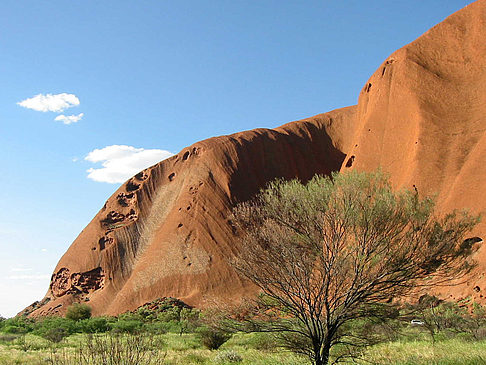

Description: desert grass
[0,332,485,364]
[358,339,486,365]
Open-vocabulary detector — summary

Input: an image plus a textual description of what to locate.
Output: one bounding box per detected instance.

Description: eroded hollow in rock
[459,237,483,256]
[345,155,355,168]
[135,171,148,181]
[102,211,125,226]
[71,267,105,294]
[126,180,140,192]
[98,236,114,250]
[117,192,134,207]
[50,267,105,297]
[50,268,71,297]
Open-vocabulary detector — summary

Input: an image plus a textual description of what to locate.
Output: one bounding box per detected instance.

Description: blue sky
[0,0,474,317]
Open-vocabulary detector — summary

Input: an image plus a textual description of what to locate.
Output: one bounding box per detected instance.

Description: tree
[65,303,92,321]
[232,170,480,365]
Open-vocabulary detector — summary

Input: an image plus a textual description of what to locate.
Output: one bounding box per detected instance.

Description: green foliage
[136,307,159,322]
[242,332,278,351]
[179,307,201,335]
[214,350,243,363]
[197,327,232,350]
[1,316,34,334]
[143,321,168,334]
[110,319,144,334]
[16,334,31,352]
[43,327,68,343]
[156,306,181,322]
[0,334,18,342]
[69,333,165,365]
[65,303,92,321]
[117,311,144,322]
[32,317,77,337]
[232,170,480,365]
[77,317,110,333]
[1,331,486,364]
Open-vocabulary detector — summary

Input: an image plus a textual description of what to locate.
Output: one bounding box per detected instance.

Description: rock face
[25,108,356,317]
[26,0,486,316]
[341,0,486,302]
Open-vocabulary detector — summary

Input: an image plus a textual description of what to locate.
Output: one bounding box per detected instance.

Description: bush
[246,332,278,351]
[0,334,18,342]
[77,317,109,333]
[144,321,168,334]
[33,317,77,336]
[75,333,165,365]
[197,327,232,350]
[3,325,28,334]
[117,312,144,322]
[16,334,31,352]
[156,307,181,322]
[214,350,243,363]
[110,319,144,334]
[43,327,68,343]
[1,316,34,334]
[65,303,92,321]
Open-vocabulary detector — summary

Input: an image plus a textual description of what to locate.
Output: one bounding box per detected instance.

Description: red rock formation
[342,0,486,303]
[25,107,356,316]
[24,0,486,316]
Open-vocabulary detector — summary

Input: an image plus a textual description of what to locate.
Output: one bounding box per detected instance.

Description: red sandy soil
[22,0,486,316]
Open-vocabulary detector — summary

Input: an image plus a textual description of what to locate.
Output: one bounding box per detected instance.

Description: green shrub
[136,307,159,322]
[16,334,32,352]
[3,325,27,334]
[246,332,278,351]
[65,303,92,321]
[197,327,232,350]
[144,321,168,334]
[214,350,243,363]
[110,319,144,334]
[43,327,68,343]
[0,334,18,342]
[77,317,109,333]
[32,317,77,337]
[117,312,143,322]
[1,317,34,334]
[183,353,207,364]
[73,333,166,365]
[156,307,181,322]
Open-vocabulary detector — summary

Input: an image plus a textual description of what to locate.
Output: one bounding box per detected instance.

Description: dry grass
[0,332,485,364]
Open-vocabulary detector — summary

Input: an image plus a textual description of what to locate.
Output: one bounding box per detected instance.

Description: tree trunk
[314,343,331,365]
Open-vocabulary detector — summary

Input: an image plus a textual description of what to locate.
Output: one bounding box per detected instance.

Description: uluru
[23,0,486,317]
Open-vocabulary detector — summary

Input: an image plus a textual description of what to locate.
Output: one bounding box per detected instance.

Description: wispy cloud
[17,93,80,113]
[54,113,84,125]
[10,267,33,272]
[85,145,173,184]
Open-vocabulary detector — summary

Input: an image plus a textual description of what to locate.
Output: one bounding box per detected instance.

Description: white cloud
[85,145,174,184]
[54,113,84,125]
[17,93,80,112]
[10,267,33,272]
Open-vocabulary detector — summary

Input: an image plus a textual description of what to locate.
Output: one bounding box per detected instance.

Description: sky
[0,0,475,318]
